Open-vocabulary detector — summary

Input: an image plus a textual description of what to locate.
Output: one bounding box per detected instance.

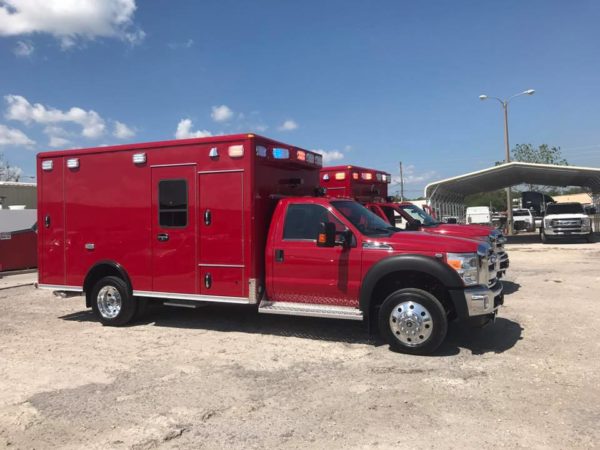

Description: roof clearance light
[256,145,267,157]
[376,173,383,181]
[228,145,244,158]
[273,148,289,159]
[361,172,372,180]
[322,174,330,181]
[314,154,323,166]
[66,158,79,169]
[132,153,146,164]
[41,160,53,171]
[209,147,219,158]
[335,172,346,180]
[306,152,315,164]
[352,172,359,180]
[296,150,306,161]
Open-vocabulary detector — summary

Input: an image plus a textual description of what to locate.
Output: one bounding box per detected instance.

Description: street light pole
[479,89,535,235]
[503,101,512,236]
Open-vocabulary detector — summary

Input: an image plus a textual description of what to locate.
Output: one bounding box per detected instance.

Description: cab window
[283,204,345,240]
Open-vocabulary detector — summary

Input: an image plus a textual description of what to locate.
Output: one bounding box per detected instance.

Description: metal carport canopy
[424,162,600,198]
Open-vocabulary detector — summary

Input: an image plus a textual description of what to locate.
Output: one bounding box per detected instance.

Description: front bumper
[544,227,591,236]
[450,281,504,319]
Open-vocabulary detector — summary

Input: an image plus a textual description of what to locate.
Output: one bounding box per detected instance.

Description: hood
[423,223,493,239]
[365,231,483,254]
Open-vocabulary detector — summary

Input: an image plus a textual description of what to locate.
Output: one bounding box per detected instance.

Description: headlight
[582,217,591,227]
[544,218,552,228]
[447,253,479,286]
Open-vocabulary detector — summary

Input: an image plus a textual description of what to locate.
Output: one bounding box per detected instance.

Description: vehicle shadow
[507,232,598,245]
[434,317,523,356]
[501,280,521,295]
[60,303,523,355]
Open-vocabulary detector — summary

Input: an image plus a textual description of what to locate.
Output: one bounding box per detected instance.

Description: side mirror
[317,222,336,247]
[406,220,421,231]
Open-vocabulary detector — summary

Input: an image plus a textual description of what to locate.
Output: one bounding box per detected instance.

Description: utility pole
[399,162,404,202]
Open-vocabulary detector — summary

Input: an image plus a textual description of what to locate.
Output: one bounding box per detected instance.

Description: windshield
[546,203,584,215]
[332,200,397,237]
[397,204,439,226]
[513,210,531,216]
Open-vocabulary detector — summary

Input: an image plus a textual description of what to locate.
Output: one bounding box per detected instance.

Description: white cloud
[175,119,212,139]
[391,164,437,185]
[0,123,35,146]
[0,0,145,48]
[113,121,135,139]
[13,39,33,57]
[313,149,344,164]
[48,135,70,148]
[211,105,234,123]
[278,119,298,131]
[5,94,106,138]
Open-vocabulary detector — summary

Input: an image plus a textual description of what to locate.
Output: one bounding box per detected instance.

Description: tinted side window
[159,179,188,227]
[283,204,344,240]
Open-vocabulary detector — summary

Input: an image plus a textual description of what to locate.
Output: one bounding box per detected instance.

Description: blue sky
[1,0,600,196]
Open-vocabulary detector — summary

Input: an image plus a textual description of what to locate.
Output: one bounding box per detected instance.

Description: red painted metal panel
[38,157,65,284]
[151,165,197,294]
[0,230,37,272]
[268,199,362,307]
[198,171,244,296]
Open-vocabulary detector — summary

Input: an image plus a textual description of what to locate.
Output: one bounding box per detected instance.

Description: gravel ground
[1,238,599,449]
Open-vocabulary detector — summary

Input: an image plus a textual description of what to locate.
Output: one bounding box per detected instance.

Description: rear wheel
[378,288,448,355]
[91,276,136,326]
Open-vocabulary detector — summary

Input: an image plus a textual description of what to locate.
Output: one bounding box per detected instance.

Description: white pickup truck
[540,202,594,243]
[513,209,536,232]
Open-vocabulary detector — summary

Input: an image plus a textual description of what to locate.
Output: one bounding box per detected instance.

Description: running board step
[258,301,363,321]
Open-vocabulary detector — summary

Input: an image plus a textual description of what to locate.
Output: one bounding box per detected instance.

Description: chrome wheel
[97,286,122,319]
[389,301,433,347]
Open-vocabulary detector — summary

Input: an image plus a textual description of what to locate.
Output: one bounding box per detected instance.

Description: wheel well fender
[83,261,132,307]
[359,254,464,318]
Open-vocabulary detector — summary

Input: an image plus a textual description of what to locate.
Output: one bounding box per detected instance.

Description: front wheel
[541,231,549,244]
[91,276,136,326]
[378,288,448,355]
[586,233,595,243]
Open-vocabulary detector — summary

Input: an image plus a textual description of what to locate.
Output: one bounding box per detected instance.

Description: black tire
[541,231,548,244]
[378,288,448,355]
[90,276,136,326]
[586,233,595,243]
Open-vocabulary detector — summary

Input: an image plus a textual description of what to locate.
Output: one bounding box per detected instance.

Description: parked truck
[540,202,594,243]
[320,165,510,276]
[37,135,503,354]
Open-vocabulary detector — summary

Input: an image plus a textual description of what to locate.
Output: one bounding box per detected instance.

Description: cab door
[270,202,361,307]
[151,165,197,294]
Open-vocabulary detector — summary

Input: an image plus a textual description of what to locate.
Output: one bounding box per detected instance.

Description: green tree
[511,143,568,166]
[496,144,569,192]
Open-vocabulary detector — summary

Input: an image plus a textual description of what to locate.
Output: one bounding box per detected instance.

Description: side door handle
[44,214,51,228]
[157,233,169,242]
[275,249,284,262]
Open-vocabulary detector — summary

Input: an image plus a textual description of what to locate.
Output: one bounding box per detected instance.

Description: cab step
[258,301,363,321]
